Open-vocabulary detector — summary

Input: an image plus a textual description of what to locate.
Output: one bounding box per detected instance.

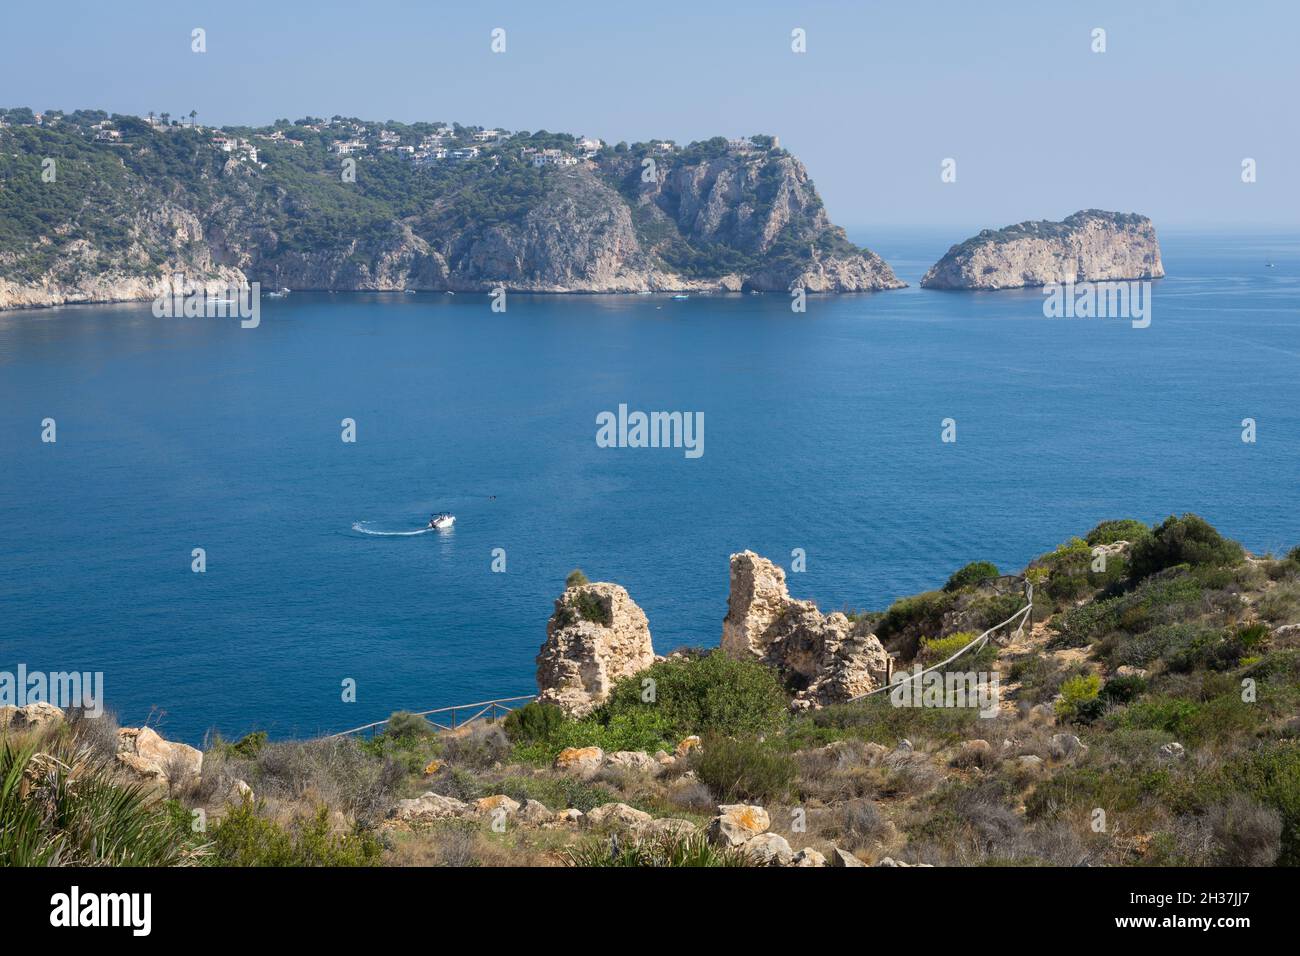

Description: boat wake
[351,521,435,537]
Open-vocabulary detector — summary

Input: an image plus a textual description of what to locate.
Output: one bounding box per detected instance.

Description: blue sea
[2,231,1297,744]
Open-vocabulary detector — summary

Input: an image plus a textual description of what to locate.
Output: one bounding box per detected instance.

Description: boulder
[115,727,202,785]
[641,817,697,840]
[1049,733,1087,761]
[393,792,470,823]
[585,802,653,829]
[605,751,661,775]
[675,735,701,759]
[706,804,770,847]
[551,808,585,827]
[536,582,656,717]
[829,847,866,867]
[791,847,828,867]
[876,857,933,867]
[722,551,889,706]
[1160,742,1186,760]
[743,832,794,866]
[474,794,521,819]
[1017,755,1044,771]
[553,746,605,778]
[1028,704,1056,726]
[0,702,66,733]
[519,799,554,826]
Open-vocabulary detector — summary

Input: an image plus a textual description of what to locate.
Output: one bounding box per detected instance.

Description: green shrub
[209,802,384,866]
[1128,514,1244,582]
[1055,673,1103,723]
[1086,519,1150,546]
[694,734,796,803]
[1227,743,1300,866]
[384,711,435,739]
[944,561,1000,592]
[598,650,789,743]
[565,568,589,588]
[503,702,566,746]
[875,590,954,658]
[564,831,753,867]
[918,632,995,671]
[1100,673,1147,704]
[572,590,610,625]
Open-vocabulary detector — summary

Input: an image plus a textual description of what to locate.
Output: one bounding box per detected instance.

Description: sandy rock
[115,727,202,785]
[1049,733,1087,761]
[585,802,653,829]
[474,794,522,819]
[1160,742,1186,760]
[791,848,828,867]
[229,779,254,803]
[550,808,585,827]
[953,739,992,766]
[743,832,794,866]
[1017,755,1044,771]
[829,847,866,867]
[1029,704,1057,726]
[722,551,889,706]
[0,702,66,733]
[1115,665,1149,679]
[393,792,470,822]
[641,817,696,840]
[553,746,605,778]
[519,799,553,826]
[706,804,770,847]
[876,857,934,867]
[605,751,661,775]
[536,582,656,717]
[675,735,701,759]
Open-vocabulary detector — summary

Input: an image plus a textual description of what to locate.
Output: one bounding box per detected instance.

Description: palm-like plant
[0,739,199,866]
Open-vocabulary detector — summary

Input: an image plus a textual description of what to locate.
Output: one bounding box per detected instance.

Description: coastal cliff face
[919,210,1164,290]
[0,117,903,309]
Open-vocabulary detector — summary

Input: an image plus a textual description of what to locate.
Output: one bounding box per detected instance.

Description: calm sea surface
[1,231,1297,743]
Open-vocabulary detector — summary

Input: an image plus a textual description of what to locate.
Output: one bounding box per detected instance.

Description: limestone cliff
[0,118,903,309]
[919,210,1164,290]
[722,551,889,708]
[535,582,656,717]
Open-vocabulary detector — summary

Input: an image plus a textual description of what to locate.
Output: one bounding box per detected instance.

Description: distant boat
[268,287,291,298]
[672,294,689,300]
[1265,260,1275,268]
[428,512,455,530]
[404,289,416,294]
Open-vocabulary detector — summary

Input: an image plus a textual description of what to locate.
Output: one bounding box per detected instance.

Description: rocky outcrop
[920,210,1164,290]
[722,551,889,707]
[115,727,203,785]
[0,702,66,732]
[536,582,656,717]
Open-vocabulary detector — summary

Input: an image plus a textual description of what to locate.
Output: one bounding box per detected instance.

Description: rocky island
[920,209,1165,290]
[0,108,903,310]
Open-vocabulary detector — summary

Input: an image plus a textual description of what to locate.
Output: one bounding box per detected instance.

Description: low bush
[1055,674,1103,723]
[694,734,796,803]
[209,802,383,866]
[1085,519,1150,546]
[1128,514,1244,582]
[944,561,1000,592]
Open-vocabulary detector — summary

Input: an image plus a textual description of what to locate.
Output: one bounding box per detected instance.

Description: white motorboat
[428,512,455,530]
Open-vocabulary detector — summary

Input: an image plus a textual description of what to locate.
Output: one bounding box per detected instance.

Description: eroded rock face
[920,210,1164,290]
[536,582,655,717]
[722,551,889,707]
[0,702,66,733]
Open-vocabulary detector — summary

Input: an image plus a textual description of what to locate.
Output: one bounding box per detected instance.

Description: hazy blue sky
[3,1,1296,231]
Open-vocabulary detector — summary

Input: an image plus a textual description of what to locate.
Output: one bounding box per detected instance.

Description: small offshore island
[920,210,1166,290]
